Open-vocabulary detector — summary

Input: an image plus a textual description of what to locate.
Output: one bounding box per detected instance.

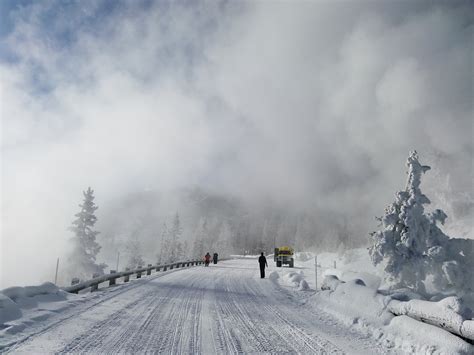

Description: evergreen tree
[216,221,233,257]
[193,217,207,259]
[181,240,189,260]
[157,223,168,264]
[169,212,183,262]
[68,187,106,280]
[369,151,473,294]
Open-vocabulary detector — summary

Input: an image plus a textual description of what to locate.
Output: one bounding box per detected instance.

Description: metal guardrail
[63,260,204,294]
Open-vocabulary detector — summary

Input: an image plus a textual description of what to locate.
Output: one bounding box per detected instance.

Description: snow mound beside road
[313,275,474,353]
[0,283,67,326]
[0,294,21,324]
[281,271,310,291]
[0,282,77,347]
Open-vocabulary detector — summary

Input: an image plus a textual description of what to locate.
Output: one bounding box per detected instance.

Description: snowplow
[274,246,294,267]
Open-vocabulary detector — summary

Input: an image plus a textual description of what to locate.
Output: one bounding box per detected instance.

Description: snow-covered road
[6,259,391,354]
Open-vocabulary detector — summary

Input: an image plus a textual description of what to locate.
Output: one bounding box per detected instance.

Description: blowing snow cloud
[1,0,472,287]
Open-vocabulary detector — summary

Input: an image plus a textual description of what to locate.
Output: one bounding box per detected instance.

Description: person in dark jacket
[204,252,211,266]
[213,252,218,264]
[258,252,268,278]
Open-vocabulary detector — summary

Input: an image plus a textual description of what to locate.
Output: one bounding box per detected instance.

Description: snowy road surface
[7,259,390,354]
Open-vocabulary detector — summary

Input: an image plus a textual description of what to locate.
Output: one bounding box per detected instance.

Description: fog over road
[8,259,392,354]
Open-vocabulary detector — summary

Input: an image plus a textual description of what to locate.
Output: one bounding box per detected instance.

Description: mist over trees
[67,187,107,280]
[126,234,145,269]
[93,187,360,271]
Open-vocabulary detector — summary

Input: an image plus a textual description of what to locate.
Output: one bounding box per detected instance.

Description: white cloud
[1,0,472,287]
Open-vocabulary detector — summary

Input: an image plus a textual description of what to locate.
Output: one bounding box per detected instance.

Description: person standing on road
[258,252,268,278]
[213,252,218,264]
[204,252,211,267]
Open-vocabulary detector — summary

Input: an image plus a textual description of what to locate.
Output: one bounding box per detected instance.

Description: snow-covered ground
[1,259,391,354]
[285,250,474,354]
[1,257,473,354]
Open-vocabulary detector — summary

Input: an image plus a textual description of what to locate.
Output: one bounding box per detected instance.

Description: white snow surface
[1,259,392,354]
[1,257,473,354]
[291,250,473,354]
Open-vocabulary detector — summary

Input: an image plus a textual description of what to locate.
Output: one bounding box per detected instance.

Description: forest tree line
[65,187,357,282]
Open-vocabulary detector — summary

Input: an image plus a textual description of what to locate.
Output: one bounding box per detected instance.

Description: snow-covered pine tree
[169,212,183,262]
[216,221,233,257]
[181,240,189,260]
[68,187,106,280]
[193,217,207,259]
[157,223,168,264]
[369,151,473,295]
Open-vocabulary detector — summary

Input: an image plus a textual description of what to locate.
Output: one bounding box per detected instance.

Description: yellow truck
[274,246,294,267]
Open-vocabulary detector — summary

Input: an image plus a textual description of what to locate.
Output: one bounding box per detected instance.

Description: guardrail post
[147,264,152,275]
[109,270,116,286]
[170,263,174,269]
[124,268,130,282]
[91,273,100,292]
[163,264,168,271]
[137,266,143,278]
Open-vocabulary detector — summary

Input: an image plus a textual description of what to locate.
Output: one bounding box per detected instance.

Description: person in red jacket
[204,252,211,267]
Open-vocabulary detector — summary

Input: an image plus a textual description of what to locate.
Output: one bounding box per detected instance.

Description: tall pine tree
[68,187,106,280]
[169,212,183,262]
[193,217,207,259]
[157,222,169,264]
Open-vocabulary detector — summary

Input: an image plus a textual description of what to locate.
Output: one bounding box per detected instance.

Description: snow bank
[312,275,474,352]
[323,269,380,289]
[272,269,311,292]
[315,276,393,327]
[387,315,473,355]
[320,275,344,291]
[388,296,474,340]
[281,271,310,291]
[0,283,64,325]
[2,283,61,300]
[0,294,21,324]
[298,279,309,291]
[0,283,70,332]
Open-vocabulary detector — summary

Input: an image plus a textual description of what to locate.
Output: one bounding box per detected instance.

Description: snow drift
[0,283,68,324]
[315,274,474,353]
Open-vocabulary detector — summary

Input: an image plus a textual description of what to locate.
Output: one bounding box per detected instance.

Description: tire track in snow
[58,271,204,354]
[57,280,179,353]
[244,280,342,353]
[210,266,343,354]
[5,270,182,354]
[8,260,390,354]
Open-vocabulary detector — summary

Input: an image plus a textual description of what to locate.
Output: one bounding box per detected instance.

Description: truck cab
[274,246,294,267]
